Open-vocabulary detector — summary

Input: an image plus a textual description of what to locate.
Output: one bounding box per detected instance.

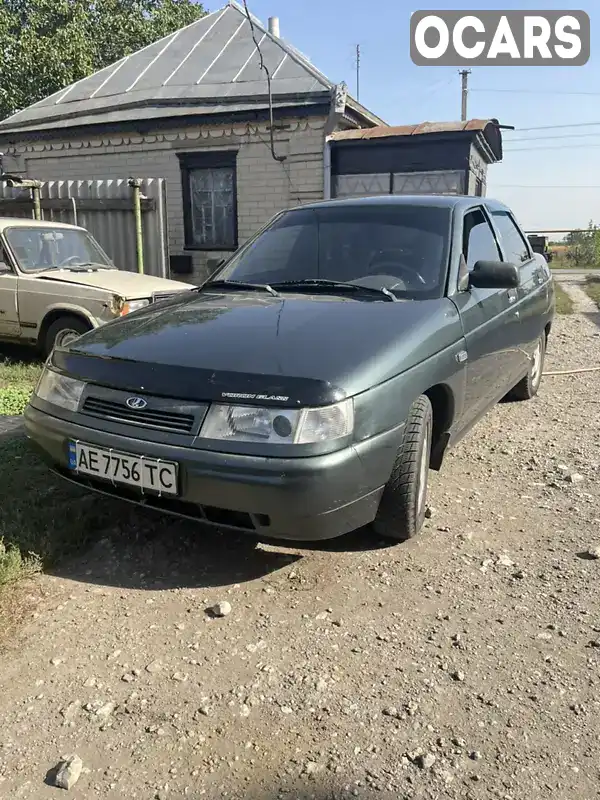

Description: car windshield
[217,204,452,300]
[5,226,114,272]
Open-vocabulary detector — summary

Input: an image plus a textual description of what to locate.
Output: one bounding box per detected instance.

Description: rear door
[0,240,20,337]
[451,206,522,432]
[489,209,549,374]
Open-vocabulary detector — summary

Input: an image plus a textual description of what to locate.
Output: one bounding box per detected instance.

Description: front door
[488,208,550,374]
[0,243,19,337]
[452,206,522,433]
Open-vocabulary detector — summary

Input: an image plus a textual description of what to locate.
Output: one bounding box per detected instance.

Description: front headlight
[110,295,150,316]
[120,298,150,316]
[34,368,86,412]
[198,399,354,445]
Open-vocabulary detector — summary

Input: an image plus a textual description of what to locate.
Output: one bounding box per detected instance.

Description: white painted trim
[271,53,288,79]
[126,30,182,92]
[163,6,228,86]
[196,20,246,85]
[89,58,129,100]
[232,32,266,81]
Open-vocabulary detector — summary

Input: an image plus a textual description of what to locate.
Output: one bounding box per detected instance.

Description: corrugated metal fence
[0,178,169,278]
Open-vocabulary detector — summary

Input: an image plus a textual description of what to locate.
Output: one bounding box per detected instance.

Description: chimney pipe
[268,16,280,37]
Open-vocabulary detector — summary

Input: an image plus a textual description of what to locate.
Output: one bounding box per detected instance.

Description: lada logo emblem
[126,396,148,410]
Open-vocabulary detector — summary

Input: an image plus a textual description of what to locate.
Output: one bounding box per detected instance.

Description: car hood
[37,268,194,297]
[54,290,463,405]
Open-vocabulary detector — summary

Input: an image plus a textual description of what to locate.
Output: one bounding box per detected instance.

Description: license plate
[68,441,178,496]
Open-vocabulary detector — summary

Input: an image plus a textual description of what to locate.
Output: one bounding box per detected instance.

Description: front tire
[508,333,546,401]
[372,394,433,542]
[44,316,91,357]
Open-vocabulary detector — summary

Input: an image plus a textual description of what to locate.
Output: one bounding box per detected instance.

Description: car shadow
[47,507,394,593]
[0,341,42,364]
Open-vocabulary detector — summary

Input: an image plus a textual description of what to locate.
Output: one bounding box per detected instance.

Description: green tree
[565,220,599,268]
[0,0,206,121]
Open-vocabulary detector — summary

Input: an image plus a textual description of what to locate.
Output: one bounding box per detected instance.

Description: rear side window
[463,208,501,270]
[491,211,531,265]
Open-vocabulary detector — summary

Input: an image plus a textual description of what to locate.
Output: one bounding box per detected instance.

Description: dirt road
[1,307,600,800]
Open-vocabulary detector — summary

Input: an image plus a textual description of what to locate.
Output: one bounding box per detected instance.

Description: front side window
[463,208,501,271]
[4,227,113,272]
[219,204,452,300]
[179,152,237,250]
[491,211,531,265]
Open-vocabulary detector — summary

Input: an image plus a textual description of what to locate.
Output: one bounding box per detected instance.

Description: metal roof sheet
[0,1,384,135]
[329,119,504,161]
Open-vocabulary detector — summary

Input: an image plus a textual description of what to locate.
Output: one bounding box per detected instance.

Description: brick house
[0,1,384,281]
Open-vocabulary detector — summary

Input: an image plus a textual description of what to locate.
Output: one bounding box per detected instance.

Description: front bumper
[23,405,404,541]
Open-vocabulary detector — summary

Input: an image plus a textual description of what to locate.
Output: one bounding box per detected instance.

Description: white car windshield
[5,226,114,272]
[217,204,452,300]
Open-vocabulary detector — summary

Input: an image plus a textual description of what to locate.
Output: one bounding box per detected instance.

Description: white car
[0,217,194,354]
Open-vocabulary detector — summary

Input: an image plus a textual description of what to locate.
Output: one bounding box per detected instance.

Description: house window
[178,151,238,250]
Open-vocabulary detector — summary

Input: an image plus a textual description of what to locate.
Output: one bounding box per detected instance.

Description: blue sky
[205,0,599,232]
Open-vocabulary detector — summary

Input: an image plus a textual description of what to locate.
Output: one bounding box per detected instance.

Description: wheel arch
[38,304,97,349]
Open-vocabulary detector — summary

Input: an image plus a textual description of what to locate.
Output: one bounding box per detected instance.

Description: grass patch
[553,281,575,315]
[0,438,115,584]
[0,346,43,416]
[0,436,135,643]
[585,275,600,309]
[550,255,600,270]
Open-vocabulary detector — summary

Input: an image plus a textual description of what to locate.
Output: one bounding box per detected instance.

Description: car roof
[292,194,511,213]
[0,217,85,231]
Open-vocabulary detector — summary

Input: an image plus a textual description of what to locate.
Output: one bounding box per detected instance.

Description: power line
[508,122,600,132]
[504,142,600,152]
[506,132,600,143]
[472,88,600,96]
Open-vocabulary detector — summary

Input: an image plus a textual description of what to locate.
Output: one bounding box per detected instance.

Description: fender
[40,302,101,330]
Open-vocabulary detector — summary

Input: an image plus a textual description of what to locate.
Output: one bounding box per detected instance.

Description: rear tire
[44,316,91,357]
[372,394,433,542]
[508,333,546,401]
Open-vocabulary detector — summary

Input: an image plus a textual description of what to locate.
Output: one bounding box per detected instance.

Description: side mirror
[0,261,11,275]
[469,260,520,290]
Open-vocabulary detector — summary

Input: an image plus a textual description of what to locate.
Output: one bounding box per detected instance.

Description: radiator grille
[152,291,182,304]
[82,396,194,434]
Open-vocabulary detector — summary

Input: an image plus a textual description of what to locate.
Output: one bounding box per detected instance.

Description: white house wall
[4,116,327,281]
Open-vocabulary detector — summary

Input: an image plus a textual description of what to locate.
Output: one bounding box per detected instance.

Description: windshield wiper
[270,279,398,302]
[198,280,280,298]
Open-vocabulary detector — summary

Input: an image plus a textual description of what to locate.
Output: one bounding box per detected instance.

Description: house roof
[0,1,384,136]
[330,119,505,161]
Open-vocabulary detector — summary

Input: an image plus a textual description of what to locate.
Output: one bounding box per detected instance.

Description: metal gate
[0,178,169,278]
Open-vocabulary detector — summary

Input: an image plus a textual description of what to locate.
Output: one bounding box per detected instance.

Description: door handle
[508,289,518,303]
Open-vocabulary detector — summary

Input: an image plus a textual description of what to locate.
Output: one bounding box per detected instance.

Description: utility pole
[356,44,360,102]
[459,69,471,121]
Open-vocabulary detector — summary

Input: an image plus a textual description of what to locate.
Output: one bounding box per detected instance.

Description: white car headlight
[199,399,354,445]
[120,298,150,316]
[34,368,86,412]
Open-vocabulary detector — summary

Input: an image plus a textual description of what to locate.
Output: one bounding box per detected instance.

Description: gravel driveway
[0,309,599,800]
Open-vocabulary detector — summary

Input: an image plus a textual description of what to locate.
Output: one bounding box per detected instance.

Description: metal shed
[327,119,505,199]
